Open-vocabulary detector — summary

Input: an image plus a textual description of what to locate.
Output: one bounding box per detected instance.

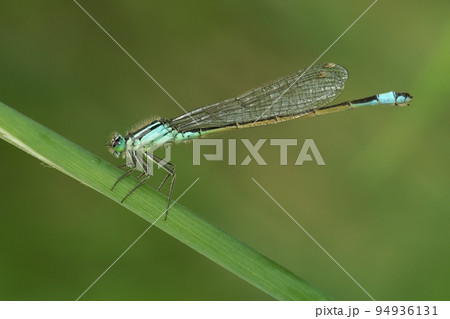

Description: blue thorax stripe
[132,121,163,140]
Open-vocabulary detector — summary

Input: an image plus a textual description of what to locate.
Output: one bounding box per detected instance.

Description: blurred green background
[0,0,449,300]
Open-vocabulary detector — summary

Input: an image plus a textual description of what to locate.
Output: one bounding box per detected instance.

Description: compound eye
[111,134,126,154]
[111,134,121,147]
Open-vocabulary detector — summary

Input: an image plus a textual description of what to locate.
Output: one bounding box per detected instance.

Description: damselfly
[109,62,412,219]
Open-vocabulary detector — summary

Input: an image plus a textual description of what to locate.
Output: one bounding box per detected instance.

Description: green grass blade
[0,101,330,300]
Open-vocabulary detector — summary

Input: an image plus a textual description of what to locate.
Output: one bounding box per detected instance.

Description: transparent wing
[170,63,348,132]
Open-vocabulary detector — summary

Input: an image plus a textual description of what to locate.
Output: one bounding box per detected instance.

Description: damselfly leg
[147,152,176,220]
[111,149,137,190]
[112,149,176,220]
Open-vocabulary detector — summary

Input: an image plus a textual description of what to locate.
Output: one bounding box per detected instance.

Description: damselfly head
[109,133,126,158]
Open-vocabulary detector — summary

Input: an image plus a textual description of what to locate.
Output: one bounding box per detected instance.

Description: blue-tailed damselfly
[109,62,412,219]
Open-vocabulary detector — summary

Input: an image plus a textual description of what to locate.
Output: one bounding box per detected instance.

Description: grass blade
[0,101,330,300]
